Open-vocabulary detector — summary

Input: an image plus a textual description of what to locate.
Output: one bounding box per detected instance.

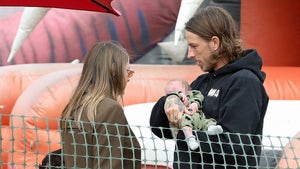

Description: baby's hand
[188,103,198,114]
[178,93,188,106]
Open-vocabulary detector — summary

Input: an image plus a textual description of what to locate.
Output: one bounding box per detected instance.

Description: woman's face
[185,31,223,72]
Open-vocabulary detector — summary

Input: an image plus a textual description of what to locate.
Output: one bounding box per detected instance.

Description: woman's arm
[97,101,141,168]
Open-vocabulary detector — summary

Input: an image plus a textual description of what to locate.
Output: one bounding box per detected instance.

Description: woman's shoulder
[101,97,120,104]
[99,97,122,110]
[95,97,125,123]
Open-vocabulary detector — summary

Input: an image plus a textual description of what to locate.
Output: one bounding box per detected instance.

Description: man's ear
[210,36,220,51]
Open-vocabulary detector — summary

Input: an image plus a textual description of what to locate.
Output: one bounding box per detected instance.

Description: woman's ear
[210,36,220,51]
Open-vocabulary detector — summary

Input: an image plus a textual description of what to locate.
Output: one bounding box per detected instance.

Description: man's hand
[164,95,184,127]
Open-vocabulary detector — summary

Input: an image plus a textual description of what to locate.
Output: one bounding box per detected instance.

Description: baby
[165,79,223,150]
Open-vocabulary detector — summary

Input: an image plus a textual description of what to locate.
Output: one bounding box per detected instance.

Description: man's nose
[187,47,195,58]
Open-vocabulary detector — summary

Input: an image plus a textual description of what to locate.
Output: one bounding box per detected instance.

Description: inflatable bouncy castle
[0,0,300,168]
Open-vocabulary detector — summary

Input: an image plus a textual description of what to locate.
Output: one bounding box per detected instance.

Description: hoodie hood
[212,49,266,82]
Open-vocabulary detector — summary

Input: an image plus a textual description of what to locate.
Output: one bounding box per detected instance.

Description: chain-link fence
[1,114,299,169]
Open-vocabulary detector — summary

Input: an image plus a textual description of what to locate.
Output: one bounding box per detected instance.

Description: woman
[60,41,141,169]
[150,6,269,169]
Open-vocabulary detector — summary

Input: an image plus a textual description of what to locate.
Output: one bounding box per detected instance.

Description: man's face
[185,31,216,72]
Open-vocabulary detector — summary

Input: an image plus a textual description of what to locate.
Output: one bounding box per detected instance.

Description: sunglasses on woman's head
[127,69,135,78]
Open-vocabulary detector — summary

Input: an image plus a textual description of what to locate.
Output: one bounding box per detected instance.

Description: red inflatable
[240,0,300,66]
[0,0,120,15]
[0,0,181,65]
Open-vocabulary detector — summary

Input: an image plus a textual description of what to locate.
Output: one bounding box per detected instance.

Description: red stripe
[0,0,120,15]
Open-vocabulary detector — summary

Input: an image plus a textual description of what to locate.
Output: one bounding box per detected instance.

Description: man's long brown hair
[185,6,244,64]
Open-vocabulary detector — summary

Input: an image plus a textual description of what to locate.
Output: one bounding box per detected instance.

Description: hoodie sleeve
[149,96,173,139]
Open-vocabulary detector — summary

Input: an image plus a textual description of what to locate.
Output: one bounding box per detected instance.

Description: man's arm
[150,95,186,139]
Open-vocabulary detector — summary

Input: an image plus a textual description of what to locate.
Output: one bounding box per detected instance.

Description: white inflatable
[158,39,188,63]
[7,7,50,63]
[174,0,203,45]
[124,103,175,167]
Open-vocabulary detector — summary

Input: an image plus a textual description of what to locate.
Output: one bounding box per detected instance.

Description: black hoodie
[150,49,269,169]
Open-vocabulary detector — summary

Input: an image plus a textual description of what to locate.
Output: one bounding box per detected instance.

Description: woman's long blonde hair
[61,41,129,128]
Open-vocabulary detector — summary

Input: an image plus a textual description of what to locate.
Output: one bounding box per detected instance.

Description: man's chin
[195,61,208,72]
[195,61,202,67]
[200,66,210,73]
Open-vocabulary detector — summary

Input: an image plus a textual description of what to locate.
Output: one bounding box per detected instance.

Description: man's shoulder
[231,69,261,81]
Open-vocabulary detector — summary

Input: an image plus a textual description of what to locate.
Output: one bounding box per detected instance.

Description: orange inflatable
[1,64,300,168]
[8,68,81,168]
[1,64,202,169]
[0,63,81,169]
